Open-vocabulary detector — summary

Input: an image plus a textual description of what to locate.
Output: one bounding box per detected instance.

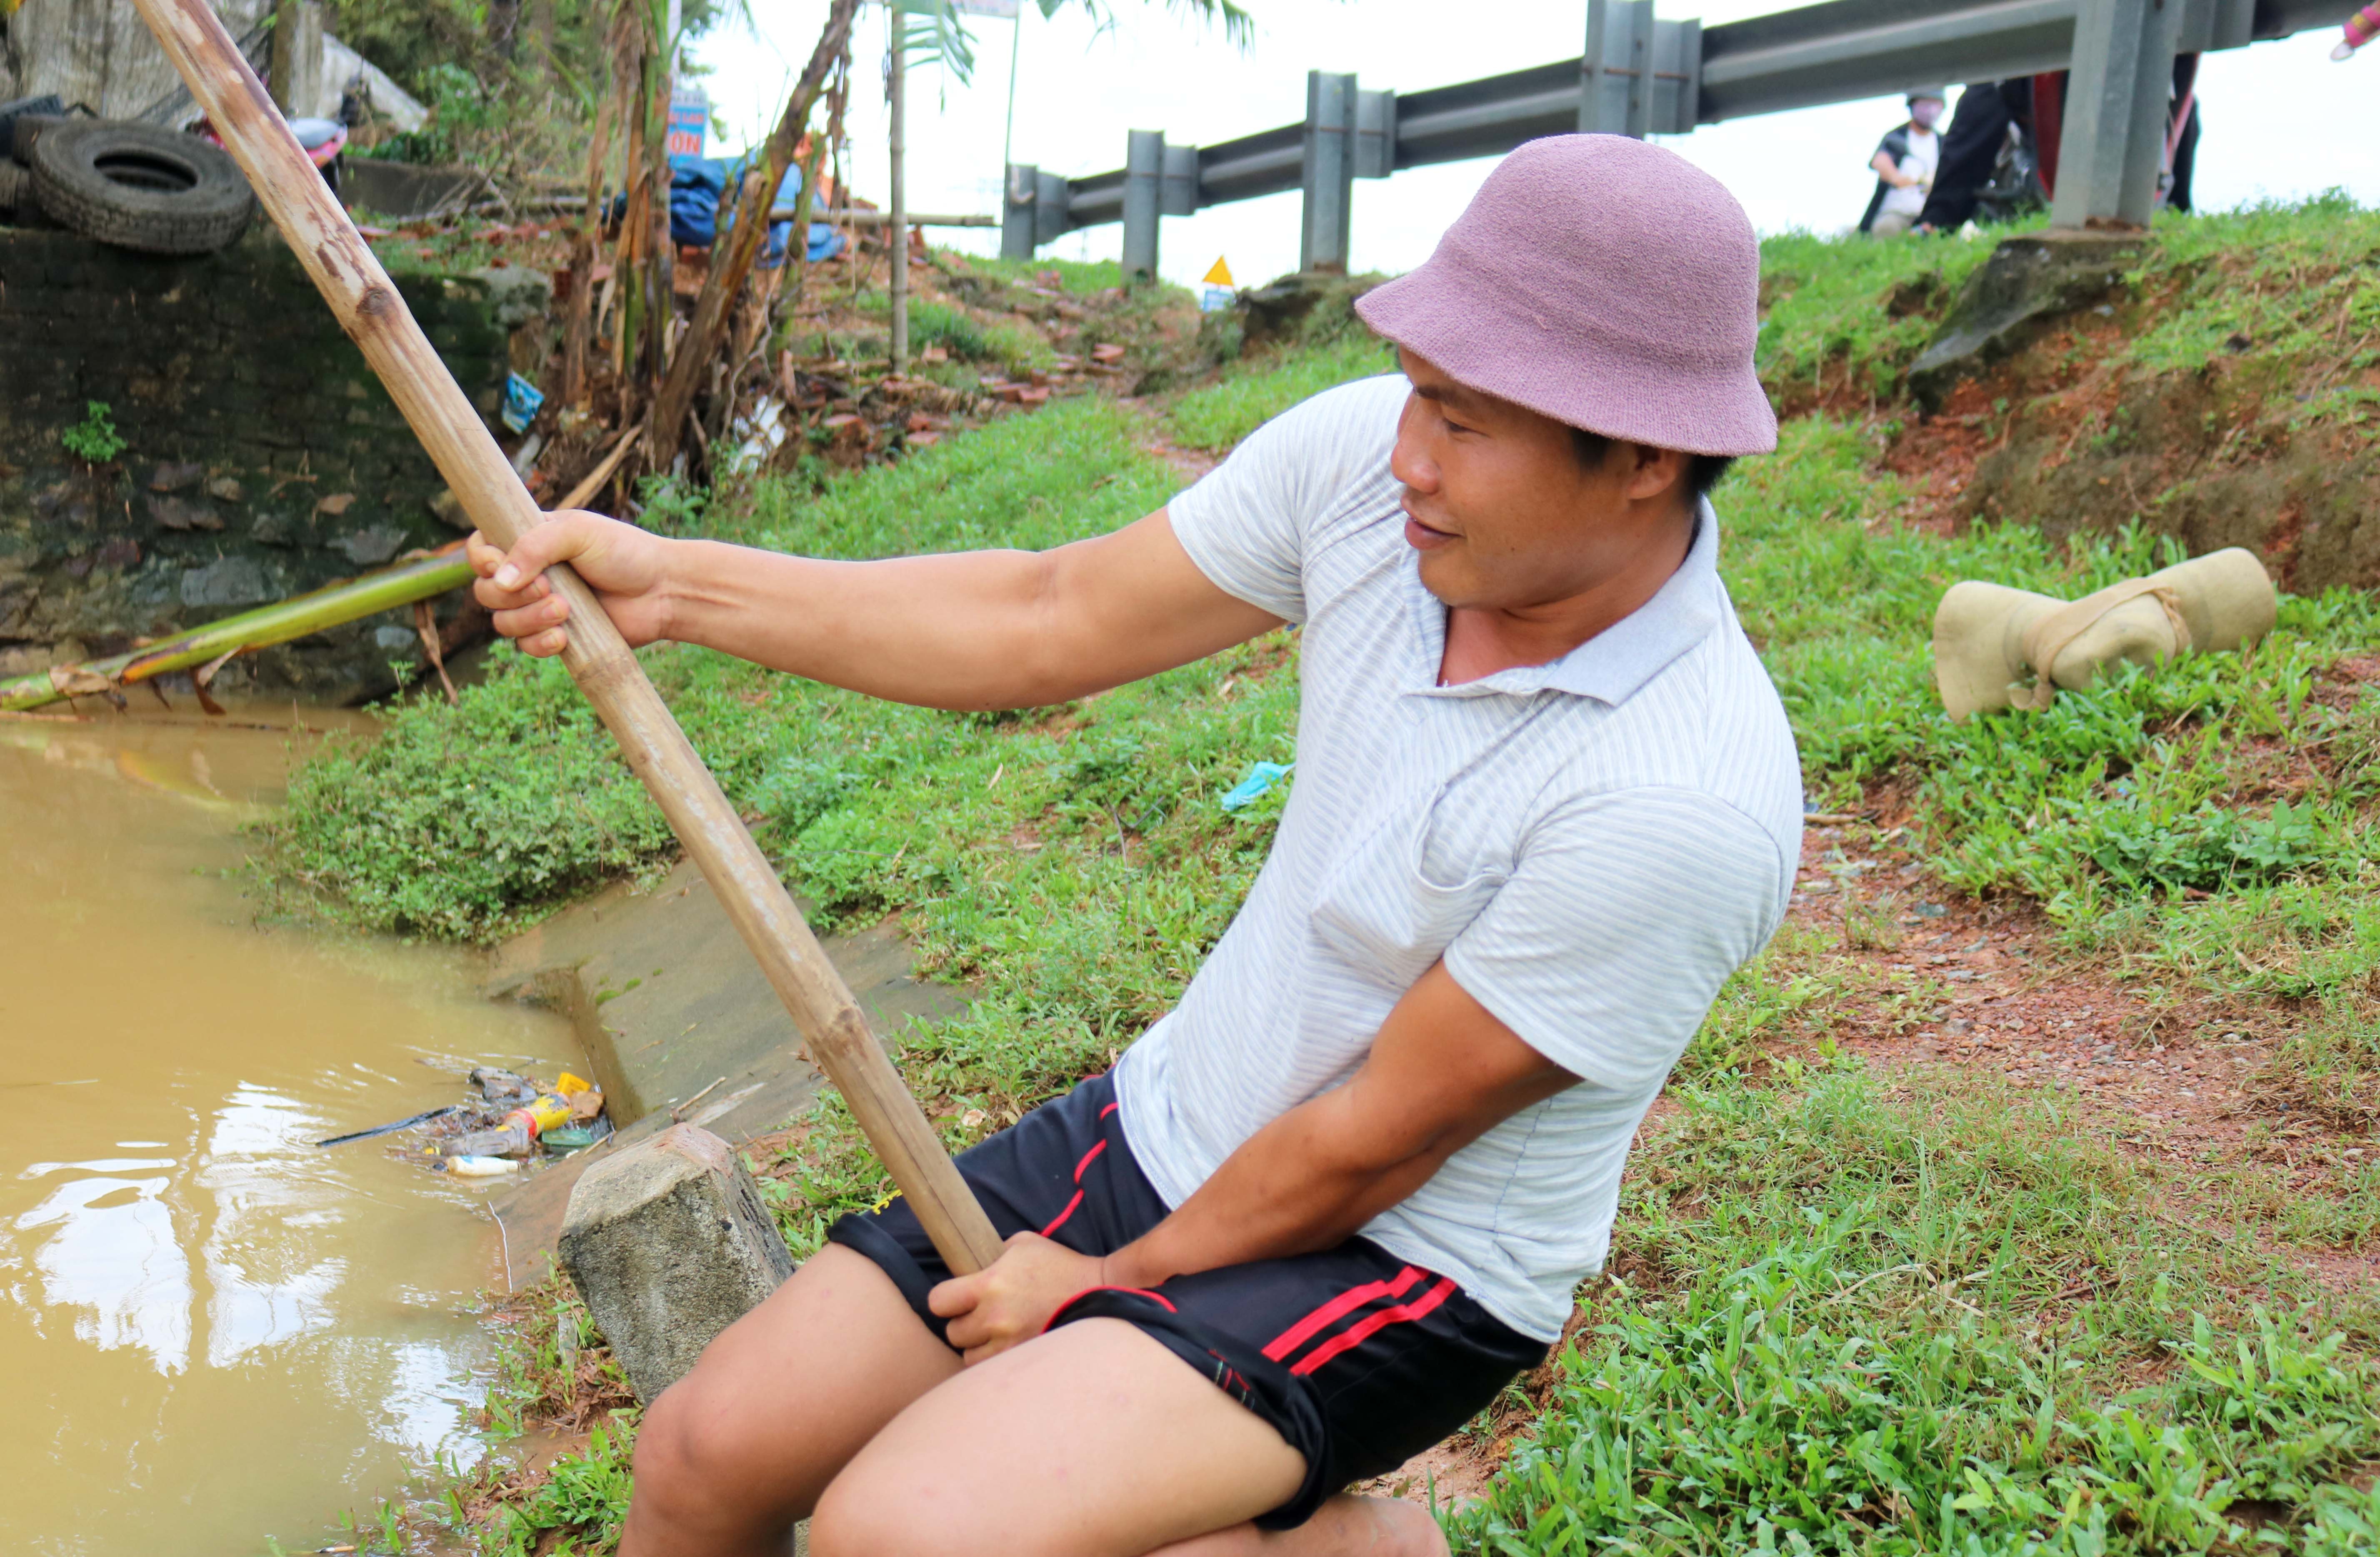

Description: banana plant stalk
[0,545,470,712]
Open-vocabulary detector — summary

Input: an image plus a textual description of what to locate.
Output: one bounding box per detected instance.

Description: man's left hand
[928,1232,1112,1366]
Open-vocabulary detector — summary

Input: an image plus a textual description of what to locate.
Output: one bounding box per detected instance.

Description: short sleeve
[1443,789,1788,1092]
[1166,374,1407,625]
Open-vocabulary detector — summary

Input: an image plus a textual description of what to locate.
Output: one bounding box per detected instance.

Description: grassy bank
[268,204,2379,1555]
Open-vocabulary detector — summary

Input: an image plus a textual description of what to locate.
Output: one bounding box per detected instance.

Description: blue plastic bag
[500,372,544,435]
[1219,761,1293,813]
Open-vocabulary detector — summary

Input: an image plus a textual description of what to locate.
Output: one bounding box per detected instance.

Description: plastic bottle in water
[442,1092,575,1159]
[441,1155,522,1177]
[446,1117,535,1158]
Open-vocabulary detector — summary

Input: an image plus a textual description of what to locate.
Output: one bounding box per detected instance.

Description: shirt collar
[1405,498,1725,707]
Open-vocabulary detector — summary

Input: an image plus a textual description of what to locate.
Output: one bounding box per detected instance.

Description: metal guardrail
[1002,0,2358,275]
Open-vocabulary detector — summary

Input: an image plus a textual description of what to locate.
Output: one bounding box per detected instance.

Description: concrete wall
[1,0,267,120]
[0,226,549,702]
[1,0,425,127]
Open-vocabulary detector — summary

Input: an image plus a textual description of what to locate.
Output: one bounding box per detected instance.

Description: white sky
[690,1,2380,291]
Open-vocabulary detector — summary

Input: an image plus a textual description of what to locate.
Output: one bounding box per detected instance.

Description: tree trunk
[642,38,672,411]
[560,35,620,406]
[888,7,907,374]
[488,0,520,59]
[644,0,858,471]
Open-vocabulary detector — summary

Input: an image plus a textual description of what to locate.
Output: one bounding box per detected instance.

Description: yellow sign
[1202,255,1234,287]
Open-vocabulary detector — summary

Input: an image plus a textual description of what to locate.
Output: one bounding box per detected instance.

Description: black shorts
[828,1074,1545,1530]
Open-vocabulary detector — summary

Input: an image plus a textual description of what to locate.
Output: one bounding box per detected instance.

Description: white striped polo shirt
[1111,374,1802,1341]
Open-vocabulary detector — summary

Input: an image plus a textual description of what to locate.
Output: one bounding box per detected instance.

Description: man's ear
[1621,443,1690,503]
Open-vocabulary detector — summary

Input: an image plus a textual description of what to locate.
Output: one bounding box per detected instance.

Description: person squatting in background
[1858,87,1946,237]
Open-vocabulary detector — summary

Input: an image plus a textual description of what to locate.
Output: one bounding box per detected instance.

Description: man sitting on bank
[470,134,1801,1557]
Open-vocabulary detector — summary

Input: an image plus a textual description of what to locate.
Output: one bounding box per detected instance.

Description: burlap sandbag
[1932,547,2276,720]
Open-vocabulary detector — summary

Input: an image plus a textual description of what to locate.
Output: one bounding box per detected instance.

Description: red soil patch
[1787,817,2376,1298]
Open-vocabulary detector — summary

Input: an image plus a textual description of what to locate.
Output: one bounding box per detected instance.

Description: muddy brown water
[1,710,584,1556]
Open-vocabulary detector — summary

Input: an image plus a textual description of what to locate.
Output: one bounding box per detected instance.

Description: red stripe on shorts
[1260,1266,1422,1362]
[1039,1190,1087,1237]
[1288,1276,1458,1377]
[1038,1136,1113,1237]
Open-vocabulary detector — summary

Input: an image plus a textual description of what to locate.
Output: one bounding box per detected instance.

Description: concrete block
[1907,231,2141,411]
[559,1124,795,1403]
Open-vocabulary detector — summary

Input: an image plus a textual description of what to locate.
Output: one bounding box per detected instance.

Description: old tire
[30,120,253,255]
[0,161,26,212]
[10,112,63,164]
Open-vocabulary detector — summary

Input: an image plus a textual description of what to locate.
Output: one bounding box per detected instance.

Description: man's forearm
[1096,965,1579,1293]
[638,510,1282,714]
[659,538,1081,710]
[1101,1093,1440,1291]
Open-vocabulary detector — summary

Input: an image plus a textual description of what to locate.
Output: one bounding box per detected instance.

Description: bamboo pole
[4,432,649,715]
[0,546,473,712]
[126,0,1004,1274]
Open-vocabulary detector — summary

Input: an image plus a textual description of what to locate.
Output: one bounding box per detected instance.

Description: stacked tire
[0,105,254,255]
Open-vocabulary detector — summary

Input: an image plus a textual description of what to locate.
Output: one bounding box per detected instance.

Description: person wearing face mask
[1859,87,1947,237]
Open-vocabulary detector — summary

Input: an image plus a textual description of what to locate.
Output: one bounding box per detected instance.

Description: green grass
[956,252,1129,295]
[270,209,2380,1557]
[1167,332,1399,451]
[840,291,1054,375]
[1727,417,2380,953]
[1451,1061,2379,1557]
[1755,222,2027,402]
[2122,195,2380,398]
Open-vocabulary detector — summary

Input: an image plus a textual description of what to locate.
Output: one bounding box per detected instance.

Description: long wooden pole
[128,0,1004,1275]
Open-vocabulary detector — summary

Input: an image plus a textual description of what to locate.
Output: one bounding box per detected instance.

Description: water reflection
[15,1170,192,1370]
[0,712,583,1556]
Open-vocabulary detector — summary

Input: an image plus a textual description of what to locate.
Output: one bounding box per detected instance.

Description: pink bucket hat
[1355,135,1777,457]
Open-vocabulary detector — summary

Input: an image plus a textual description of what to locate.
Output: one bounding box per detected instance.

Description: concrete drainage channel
[474,865,960,1554]
[480,857,964,1338]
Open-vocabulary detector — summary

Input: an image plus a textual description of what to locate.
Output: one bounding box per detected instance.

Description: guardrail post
[1651,17,1701,134]
[1123,129,1165,284]
[1161,143,1200,216]
[1582,0,1653,137]
[1300,70,1358,273]
[2050,0,2182,229]
[1353,88,1395,178]
[1034,169,1070,247]
[1001,162,1038,260]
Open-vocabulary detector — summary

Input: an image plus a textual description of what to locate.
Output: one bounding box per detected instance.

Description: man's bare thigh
[810,1317,1307,1557]
[623,1243,960,1553]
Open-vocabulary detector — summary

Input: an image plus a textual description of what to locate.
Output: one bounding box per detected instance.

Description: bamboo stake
[128,0,1003,1274]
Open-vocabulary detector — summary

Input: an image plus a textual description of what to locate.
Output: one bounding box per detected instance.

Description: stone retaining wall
[0,226,548,702]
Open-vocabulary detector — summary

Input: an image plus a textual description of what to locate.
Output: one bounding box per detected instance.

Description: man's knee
[630,1366,777,1522]
[809,1461,958,1557]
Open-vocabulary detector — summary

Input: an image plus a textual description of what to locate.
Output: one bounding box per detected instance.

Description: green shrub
[60,401,126,464]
